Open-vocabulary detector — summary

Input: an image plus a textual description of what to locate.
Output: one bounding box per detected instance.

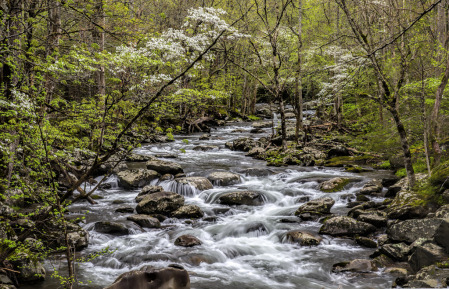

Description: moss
[345,165,369,173]
[91,194,104,200]
[324,155,375,167]
[429,160,449,190]
[321,178,351,193]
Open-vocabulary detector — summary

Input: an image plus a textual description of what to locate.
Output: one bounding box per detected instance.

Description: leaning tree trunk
[279,95,288,151]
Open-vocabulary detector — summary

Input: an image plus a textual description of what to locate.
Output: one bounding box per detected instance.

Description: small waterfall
[159,180,200,196]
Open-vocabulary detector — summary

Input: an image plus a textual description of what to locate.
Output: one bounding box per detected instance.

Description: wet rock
[154,153,177,159]
[356,236,377,248]
[357,212,388,228]
[231,129,245,133]
[239,167,275,177]
[371,243,411,261]
[356,194,370,202]
[385,267,408,277]
[245,222,268,234]
[319,177,350,192]
[199,134,210,140]
[174,235,202,247]
[295,197,335,215]
[160,174,174,182]
[94,221,142,235]
[225,142,233,150]
[115,206,134,213]
[175,177,214,191]
[332,259,377,273]
[136,191,185,215]
[246,147,265,157]
[126,215,161,228]
[387,218,449,247]
[219,191,265,206]
[382,177,400,187]
[371,254,395,268]
[233,137,257,152]
[347,201,363,208]
[408,239,448,272]
[252,121,272,129]
[327,146,351,159]
[319,216,376,237]
[250,128,265,133]
[10,254,45,283]
[105,267,190,289]
[359,179,383,195]
[146,160,184,175]
[193,145,219,151]
[345,165,370,173]
[117,169,159,189]
[285,230,322,246]
[202,216,221,223]
[171,205,204,219]
[297,196,311,203]
[207,172,241,186]
[212,207,230,215]
[377,234,390,246]
[175,173,187,178]
[126,153,156,162]
[135,185,164,203]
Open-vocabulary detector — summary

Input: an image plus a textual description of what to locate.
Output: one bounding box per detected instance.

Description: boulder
[135,185,164,203]
[232,137,257,152]
[117,169,159,189]
[332,259,377,273]
[42,222,89,250]
[250,128,265,133]
[239,168,275,177]
[356,194,370,202]
[212,208,230,215]
[174,235,202,247]
[327,146,351,159]
[359,179,383,195]
[231,129,245,133]
[371,254,395,268]
[355,236,377,248]
[319,216,376,237]
[219,191,265,206]
[225,142,233,150]
[408,239,448,272]
[159,174,174,182]
[357,212,388,228]
[126,153,156,162]
[94,221,143,235]
[371,243,411,261]
[115,206,134,213]
[319,177,350,192]
[385,268,408,277]
[207,172,241,186]
[104,267,190,289]
[126,215,161,229]
[294,197,335,215]
[284,231,322,246]
[136,191,185,215]
[385,173,428,198]
[199,134,210,140]
[435,205,449,218]
[377,234,390,246]
[193,145,219,151]
[154,153,177,159]
[146,160,183,175]
[385,190,430,219]
[10,254,45,283]
[246,147,265,158]
[252,121,272,129]
[171,205,204,219]
[175,177,213,191]
[386,218,449,247]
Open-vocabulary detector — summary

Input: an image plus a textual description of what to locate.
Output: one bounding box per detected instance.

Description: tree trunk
[295,0,303,143]
[279,96,288,151]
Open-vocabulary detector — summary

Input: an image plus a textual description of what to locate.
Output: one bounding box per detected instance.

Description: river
[25,120,396,289]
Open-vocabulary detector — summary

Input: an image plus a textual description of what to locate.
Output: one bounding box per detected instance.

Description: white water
[27,121,395,289]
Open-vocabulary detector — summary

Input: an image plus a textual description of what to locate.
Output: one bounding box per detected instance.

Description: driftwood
[187,116,214,133]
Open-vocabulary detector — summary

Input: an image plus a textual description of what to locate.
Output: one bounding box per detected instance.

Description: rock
[0,204,15,217]
[135,185,164,203]
[146,160,184,175]
[174,235,202,247]
[175,173,186,178]
[385,174,428,198]
[442,190,449,203]
[408,239,448,272]
[252,121,272,129]
[160,174,174,182]
[371,254,395,268]
[357,212,388,228]
[126,215,161,228]
[435,204,449,218]
[356,194,370,202]
[202,216,221,223]
[327,146,351,159]
[246,147,265,157]
[385,189,430,219]
[117,169,159,189]
[212,207,230,215]
[319,177,350,192]
[104,267,190,289]
[225,142,233,150]
[319,216,376,237]
[371,243,411,261]
[115,206,134,213]
[136,191,185,215]
[294,197,335,215]
[126,153,156,162]
[345,165,370,173]
[233,137,257,152]
[10,254,45,283]
[250,128,265,133]
[359,179,383,195]
[386,218,449,247]
[382,177,400,187]
[356,236,377,248]
[385,267,408,277]
[284,230,322,246]
[347,201,363,208]
[199,134,210,140]
[219,191,265,206]
[193,145,219,151]
[207,172,241,186]
[154,153,177,159]
[239,168,275,177]
[0,274,14,286]
[171,205,204,219]
[332,259,377,273]
[94,221,142,235]
[429,160,449,189]
[42,222,89,250]
[377,234,390,246]
[175,177,214,191]
[231,129,245,133]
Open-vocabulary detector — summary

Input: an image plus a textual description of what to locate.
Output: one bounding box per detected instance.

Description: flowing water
[26,121,396,289]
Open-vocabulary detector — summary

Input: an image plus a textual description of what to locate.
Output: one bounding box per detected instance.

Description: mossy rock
[319,177,351,193]
[345,165,370,173]
[91,194,104,200]
[429,160,449,190]
[324,155,375,167]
